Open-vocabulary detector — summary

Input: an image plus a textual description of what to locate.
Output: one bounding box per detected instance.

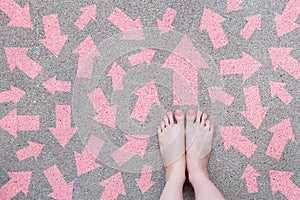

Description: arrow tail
[108,8,135,32]
[42,14,62,38]
[0,0,22,17]
[17,115,39,131]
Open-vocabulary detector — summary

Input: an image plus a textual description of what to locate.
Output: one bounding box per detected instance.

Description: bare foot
[158,110,186,183]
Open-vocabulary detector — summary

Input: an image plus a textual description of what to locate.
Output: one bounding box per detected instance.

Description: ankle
[187,160,209,185]
[165,165,186,184]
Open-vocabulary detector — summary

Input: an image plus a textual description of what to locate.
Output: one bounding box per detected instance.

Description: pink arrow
[88,87,117,128]
[100,172,126,200]
[220,126,257,158]
[220,52,262,81]
[241,164,260,193]
[163,35,209,105]
[4,48,42,79]
[73,35,100,79]
[266,118,295,160]
[40,14,68,57]
[16,141,43,161]
[0,109,39,138]
[44,165,74,200]
[108,8,144,40]
[0,0,31,28]
[240,86,269,129]
[128,48,156,67]
[227,0,243,12]
[208,86,234,106]
[74,135,105,176]
[112,135,149,166]
[157,7,177,34]
[275,0,300,36]
[0,172,32,199]
[268,48,300,79]
[130,81,160,122]
[49,105,77,148]
[269,170,300,200]
[199,8,229,49]
[240,14,261,40]
[0,86,25,104]
[135,165,155,194]
[270,81,293,105]
[74,5,96,30]
[107,62,126,91]
[43,76,71,95]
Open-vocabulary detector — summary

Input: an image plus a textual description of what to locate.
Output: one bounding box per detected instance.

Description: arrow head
[80,5,96,21]
[4,48,27,71]
[269,170,293,194]
[43,76,57,95]
[122,17,145,40]
[220,126,244,149]
[7,4,32,28]
[49,127,77,148]
[270,81,286,97]
[133,81,160,104]
[123,135,149,157]
[48,181,74,200]
[242,164,260,179]
[74,150,100,176]
[240,52,262,81]
[40,35,68,57]
[275,13,300,37]
[100,172,126,198]
[268,118,295,142]
[10,86,25,104]
[245,14,261,29]
[199,8,226,30]
[8,172,32,195]
[28,141,43,159]
[0,109,18,137]
[268,47,292,70]
[240,106,269,129]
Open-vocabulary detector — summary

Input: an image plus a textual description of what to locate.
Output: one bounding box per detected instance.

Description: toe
[201,113,208,126]
[167,112,174,125]
[196,111,203,124]
[210,124,214,132]
[175,109,184,125]
[186,110,196,125]
[206,120,211,129]
[161,121,166,130]
[164,115,169,127]
[157,126,162,134]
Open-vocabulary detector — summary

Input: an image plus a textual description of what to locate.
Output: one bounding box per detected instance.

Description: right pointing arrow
[16,141,43,161]
[240,14,261,40]
[241,164,260,193]
[0,86,25,104]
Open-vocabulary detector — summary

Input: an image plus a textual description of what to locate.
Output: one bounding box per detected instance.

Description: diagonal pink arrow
[112,135,149,166]
[43,76,71,95]
[130,81,160,122]
[163,35,209,105]
[157,7,177,34]
[128,48,156,67]
[0,109,39,138]
[268,48,300,79]
[16,141,43,161]
[266,118,295,160]
[269,170,300,199]
[108,8,144,40]
[74,135,105,176]
[107,62,126,91]
[44,165,74,200]
[135,165,155,194]
[199,8,229,49]
[74,4,96,30]
[220,126,257,158]
[88,87,117,128]
[40,14,68,57]
[241,164,260,193]
[4,48,42,79]
[0,86,25,104]
[240,86,269,129]
[240,14,261,40]
[208,86,234,106]
[0,171,32,199]
[0,0,32,28]
[275,0,300,36]
[220,52,262,81]
[227,0,244,12]
[270,81,293,105]
[49,105,77,148]
[100,172,126,200]
[73,35,100,79]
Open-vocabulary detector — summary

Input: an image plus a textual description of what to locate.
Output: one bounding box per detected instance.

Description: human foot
[185,110,214,181]
[158,110,186,183]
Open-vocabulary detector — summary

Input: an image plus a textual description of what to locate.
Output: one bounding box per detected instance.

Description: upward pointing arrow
[157,7,177,34]
[241,164,260,193]
[100,172,126,200]
[75,5,96,30]
[107,62,126,91]
[240,14,261,40]
[135,165,155,194]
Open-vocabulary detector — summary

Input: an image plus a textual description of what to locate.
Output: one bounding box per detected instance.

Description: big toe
[175,109,184,125]
[186,110,196,125]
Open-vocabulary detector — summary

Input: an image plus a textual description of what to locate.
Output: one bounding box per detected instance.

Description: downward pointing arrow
[241,164,260,193]
[199,8,229,49]
[157,7,177,34]
[208,86,234,106]
[88,87,117,128]
[44,165,74,200]
[269,170,300,200]
[4,48,42,79]
[112,135,149,166]
[16,141,43,161]
[107,62,126,91]
[0,172,32,199]
[130,81,160,122]
[74,135,105,176]
[0,86,25,104]
[100,172,126,200]
[268,48,300,79]
[43,76,71,95]
[135,165,155,194]
[270,81,293,105]
[74,5,96,30]
[227,0,244,12]
[240,14,261,40]
[240,86,269,129]
[220,126,257,158]
[128,48,156,67]
[266,118,295,160]
[49,105,77,148]
[0,0,32,28]
[40,14,68,57]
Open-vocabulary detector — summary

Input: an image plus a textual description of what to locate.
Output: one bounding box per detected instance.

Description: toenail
[175,110,182,116]
[187,110,194,116]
